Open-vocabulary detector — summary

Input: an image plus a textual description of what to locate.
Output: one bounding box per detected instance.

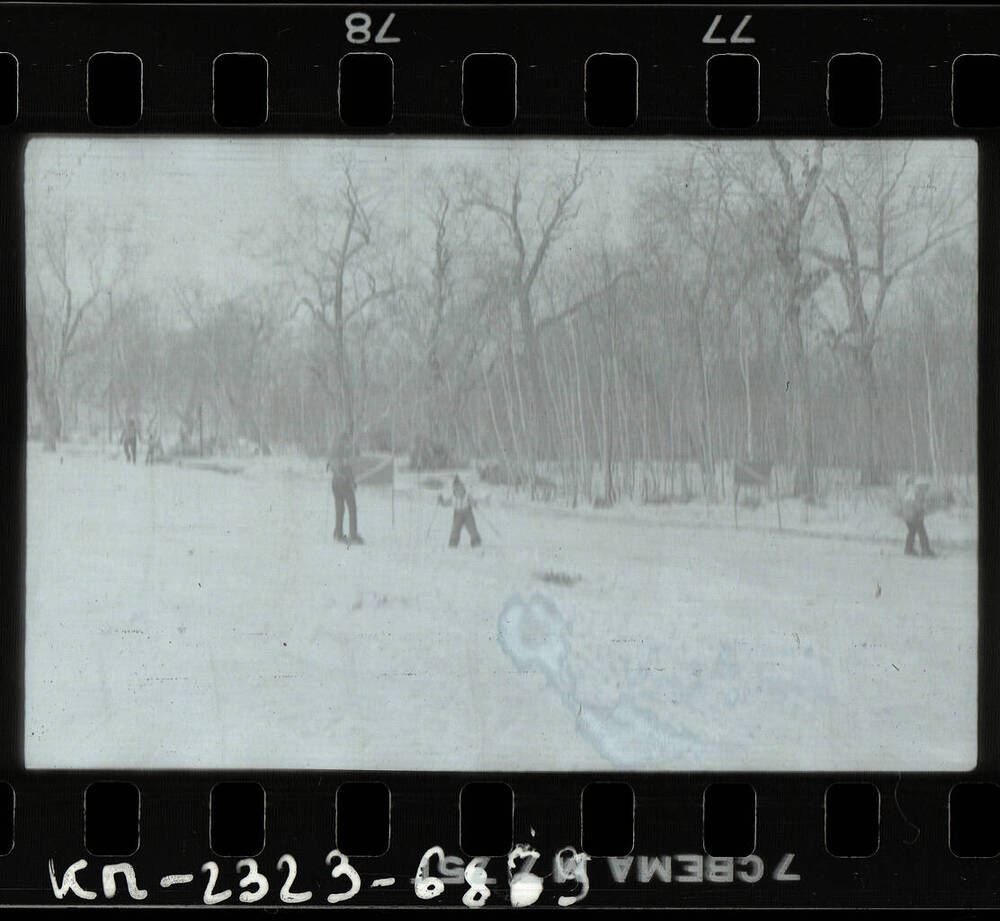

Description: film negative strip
[0,1,997,911]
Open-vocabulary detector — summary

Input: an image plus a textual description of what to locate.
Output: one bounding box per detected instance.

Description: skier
[327,434,364,545]
[145,426,162,466]
[439,474,482,548]
[901,476,935,557]
[121,417,138,464]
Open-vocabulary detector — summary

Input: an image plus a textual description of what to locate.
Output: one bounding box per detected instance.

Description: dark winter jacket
[900,480,927,521]
[329,458,356,494]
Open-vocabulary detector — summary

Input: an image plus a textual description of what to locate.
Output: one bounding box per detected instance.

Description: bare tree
[398,184,459,444]
[741,147,822,497]
[582,247,635,505]
[27,213,131,449]
[707,141,828,497]
[461,155,586,460]
[280,164,395,449]
[811,143,975,484]
[906,242,977,479]
[25,140,978,508]
[639,154,739,497]
[725,232,770,462]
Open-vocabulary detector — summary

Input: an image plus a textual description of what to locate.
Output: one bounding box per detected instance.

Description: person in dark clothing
[439,475,482,548]
[901,477,935,557]
[121,417,138,464]
[327,436,363,545]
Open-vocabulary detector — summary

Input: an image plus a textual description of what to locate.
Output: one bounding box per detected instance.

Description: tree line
[27,140,977,506]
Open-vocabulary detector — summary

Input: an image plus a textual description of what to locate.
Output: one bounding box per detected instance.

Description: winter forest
[26,139,976,505]
[24,138,979,771]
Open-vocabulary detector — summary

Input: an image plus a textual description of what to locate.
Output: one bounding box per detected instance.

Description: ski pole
[425,499,441,539]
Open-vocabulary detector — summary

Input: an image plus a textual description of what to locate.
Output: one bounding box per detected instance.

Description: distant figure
[121,417,138,464]
[901,476,934,557]
[327,434,363,545]
[145,427,162,466]
[439,475,482,548]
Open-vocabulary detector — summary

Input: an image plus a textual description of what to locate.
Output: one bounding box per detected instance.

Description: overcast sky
[24,137,977,316]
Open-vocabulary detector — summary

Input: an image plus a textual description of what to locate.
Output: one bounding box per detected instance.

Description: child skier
[439,474,482,548]
[327,435,364,545]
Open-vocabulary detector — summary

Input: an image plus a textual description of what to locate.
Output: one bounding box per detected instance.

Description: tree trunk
[518,292,548,460]
[694,317,715,492]
[333,319,355,444]
[600,359,615,505]
[859,349,886,485]
[922,337,940,480]
[570,324,590,501]
[107,384,114,445]
[739,340,753,459]
[784,316,816,499]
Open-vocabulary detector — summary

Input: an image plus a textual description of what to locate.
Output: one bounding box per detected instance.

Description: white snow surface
[25,443,978,771]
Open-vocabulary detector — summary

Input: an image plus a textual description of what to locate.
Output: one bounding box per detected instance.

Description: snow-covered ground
[25,443,978,771]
